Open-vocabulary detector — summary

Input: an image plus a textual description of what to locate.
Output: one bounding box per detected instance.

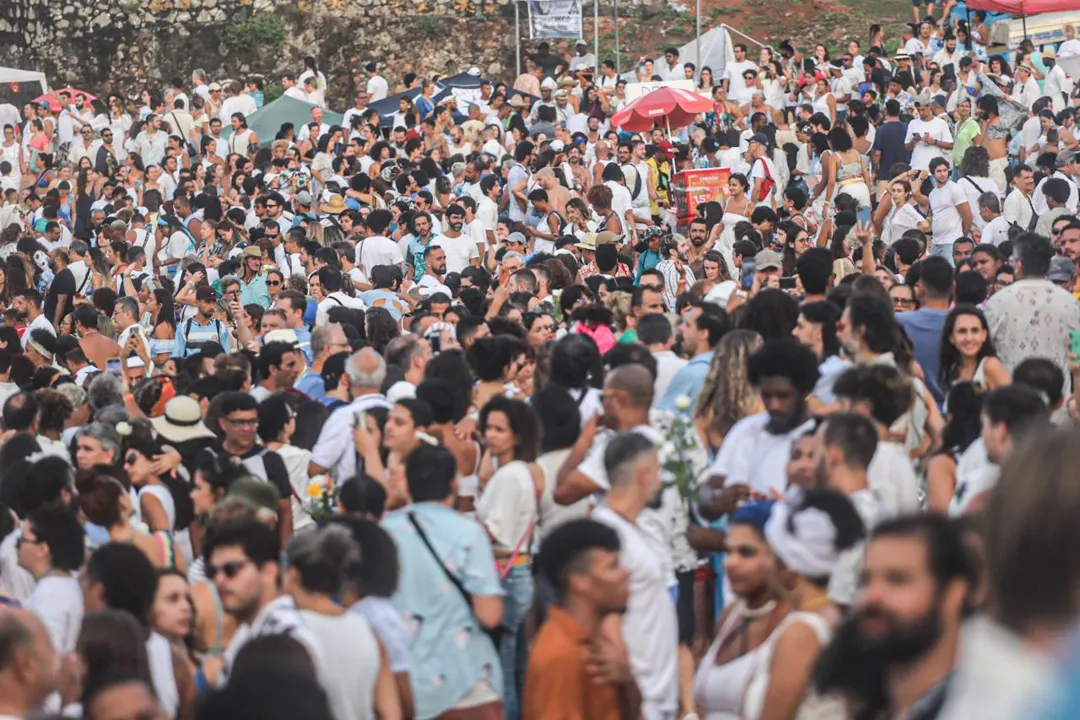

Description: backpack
[754,157,776,203]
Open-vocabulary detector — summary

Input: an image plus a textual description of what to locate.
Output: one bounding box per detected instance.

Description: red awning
[965,0,1079,16]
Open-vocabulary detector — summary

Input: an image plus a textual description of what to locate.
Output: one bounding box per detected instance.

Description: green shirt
[953,117,981,167]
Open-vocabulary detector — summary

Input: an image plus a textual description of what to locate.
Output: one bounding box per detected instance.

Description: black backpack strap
[406,511,473,607]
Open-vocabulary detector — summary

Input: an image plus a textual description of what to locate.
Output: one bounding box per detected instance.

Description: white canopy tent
[0,67,47,95]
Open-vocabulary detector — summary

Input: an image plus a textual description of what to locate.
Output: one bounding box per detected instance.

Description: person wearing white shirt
[722,44,758,101]
[364,62,389,101]
[217,82,257,126]
[905,102,954,172]
[928,158,972,260]
[313,268,367,327]
[590,432,679,720]
[431,207,481,275]
[310,349,394,482]
[19,506,85,655]
[976,193,1012,247]
[475,176,501,247]
[1059,31,1080,58]
[568,40,596,72]
[1009,65,1042,109]
[655,48,684,82]
[956,172,1001,231]
[341,95,371,132]
[1033,167,1080,216]
[282,74,309,103]
[638,315,687,400]
[1003,165,1038,230]
[411,246,453,299]
[706,341,819,498]
[355,212,406,277]
[1043,58,1073,113]
[297,107,330,143]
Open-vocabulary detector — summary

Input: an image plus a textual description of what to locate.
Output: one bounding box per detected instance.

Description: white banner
[624,79,696,103]
[528,0,582,40]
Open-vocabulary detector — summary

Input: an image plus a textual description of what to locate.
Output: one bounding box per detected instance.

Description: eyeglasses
[892,297,916,308]
[224,290,241,297]
[223,416,258,427]
[206,559,251,580]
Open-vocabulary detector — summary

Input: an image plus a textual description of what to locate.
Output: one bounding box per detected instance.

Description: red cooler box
[671,167,730,230]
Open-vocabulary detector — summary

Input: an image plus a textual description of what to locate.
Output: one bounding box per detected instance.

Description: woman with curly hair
[695,330,765,453]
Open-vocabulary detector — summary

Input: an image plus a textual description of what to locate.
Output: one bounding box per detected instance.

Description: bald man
[0,607,59,717]
[554,363,656,505]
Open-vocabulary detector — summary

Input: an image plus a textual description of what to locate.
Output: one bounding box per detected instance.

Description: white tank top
[741,612,845,720]
[693,602,774,719]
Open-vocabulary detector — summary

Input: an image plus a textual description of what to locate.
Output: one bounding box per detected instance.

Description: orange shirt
[522,605,624,720]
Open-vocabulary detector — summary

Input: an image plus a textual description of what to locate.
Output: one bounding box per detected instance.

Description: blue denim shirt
[382,503,504,718]
[658,351,714,413]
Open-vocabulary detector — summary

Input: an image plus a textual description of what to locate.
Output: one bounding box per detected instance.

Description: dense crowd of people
[0,8,1078,720]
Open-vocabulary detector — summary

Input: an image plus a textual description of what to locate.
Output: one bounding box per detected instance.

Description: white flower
[115,421,133,438]
[674,395,692,411]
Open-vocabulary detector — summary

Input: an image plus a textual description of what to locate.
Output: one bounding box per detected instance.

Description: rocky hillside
[0,0,910,105]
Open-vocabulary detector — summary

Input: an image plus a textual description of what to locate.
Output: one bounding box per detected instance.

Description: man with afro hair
[702,338,820,510]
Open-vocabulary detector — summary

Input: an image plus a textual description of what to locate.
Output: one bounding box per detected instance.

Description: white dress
[717,203,751,273]
[742,612,846,720]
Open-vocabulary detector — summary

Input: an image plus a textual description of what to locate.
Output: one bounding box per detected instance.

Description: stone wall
[0,0,541,106]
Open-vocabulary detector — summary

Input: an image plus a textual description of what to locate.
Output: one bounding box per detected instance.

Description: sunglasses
[125,453,138,465]
[267,280,281,287]
[206,559,250,580]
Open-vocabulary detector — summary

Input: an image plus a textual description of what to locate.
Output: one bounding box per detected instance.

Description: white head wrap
[764,492,842,579]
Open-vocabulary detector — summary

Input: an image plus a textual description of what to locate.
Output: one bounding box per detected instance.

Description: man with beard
[685,217,712,277]
[564,143,591,194]
[703,339,819,506]
[432,204,480,275]
[411,245,452,299]
[814,514,974,720]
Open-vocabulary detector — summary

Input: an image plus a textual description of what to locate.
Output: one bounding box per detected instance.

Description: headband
[27,339,52,360]
[764,495,841,579]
